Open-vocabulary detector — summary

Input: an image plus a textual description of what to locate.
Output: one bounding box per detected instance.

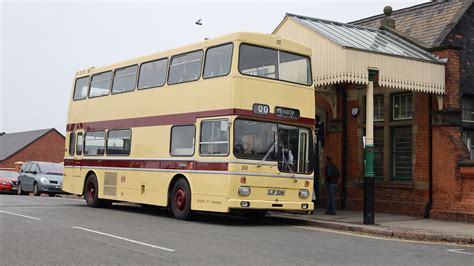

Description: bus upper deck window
[73,76,90,100]
[203,43,233,79]
[89,71,112,98]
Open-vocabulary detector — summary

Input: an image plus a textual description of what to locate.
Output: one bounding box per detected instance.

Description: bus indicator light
[240,177,246,184]
[304,180,309,187]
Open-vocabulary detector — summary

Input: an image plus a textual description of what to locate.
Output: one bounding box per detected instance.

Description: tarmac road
[0,194,472,265]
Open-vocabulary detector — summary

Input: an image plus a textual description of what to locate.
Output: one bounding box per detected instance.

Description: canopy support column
[364,73,376,225]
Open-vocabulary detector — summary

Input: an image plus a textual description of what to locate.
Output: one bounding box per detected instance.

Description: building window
[200,120,229,156]
[374,95,384,122]
[462,96,474,122]
[73,76,90,101]
[106,129,132,155]
[392,127,412,180]
[89,71,112,98]
[374,127,384,179]
[112,65,138,94]
[392,93,412,120]
[138,58,168,90]
[204,43,233,79]
[68,133,75,156]
[168,51,203,85]
[462,130,474,159]
[170,125,195,156]
[76,133,83,156]
[84,131,106,156]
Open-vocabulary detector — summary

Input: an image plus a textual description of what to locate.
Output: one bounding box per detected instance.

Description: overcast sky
[0,0,427,135]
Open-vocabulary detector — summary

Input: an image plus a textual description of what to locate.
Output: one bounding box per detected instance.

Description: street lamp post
[364,69,377,225]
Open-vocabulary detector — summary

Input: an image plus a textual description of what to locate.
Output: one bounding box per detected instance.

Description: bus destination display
[274,107,300,119]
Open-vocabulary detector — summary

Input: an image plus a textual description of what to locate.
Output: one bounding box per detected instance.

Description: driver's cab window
[234,120,277,160]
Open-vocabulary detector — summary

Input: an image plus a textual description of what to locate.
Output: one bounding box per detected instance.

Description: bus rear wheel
[84,174,111,208]
[171,178,192,220]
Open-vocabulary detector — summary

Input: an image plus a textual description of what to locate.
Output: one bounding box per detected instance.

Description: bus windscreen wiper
[258,133,277,166]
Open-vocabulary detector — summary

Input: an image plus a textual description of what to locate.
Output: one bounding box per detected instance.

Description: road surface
[0,194,472,265]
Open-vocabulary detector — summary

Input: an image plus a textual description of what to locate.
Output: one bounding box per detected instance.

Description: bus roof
[75,32,312,78]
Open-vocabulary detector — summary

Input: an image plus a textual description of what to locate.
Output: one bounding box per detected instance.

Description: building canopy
[273,13,446,94]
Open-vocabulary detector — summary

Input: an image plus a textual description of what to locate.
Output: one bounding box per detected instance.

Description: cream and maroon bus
[63,32,315,220]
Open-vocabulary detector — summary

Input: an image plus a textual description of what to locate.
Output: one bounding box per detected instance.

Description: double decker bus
[63,32,315,220]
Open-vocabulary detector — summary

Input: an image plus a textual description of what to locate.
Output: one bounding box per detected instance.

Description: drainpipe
[341,87,348,210]
[424,95,433,218]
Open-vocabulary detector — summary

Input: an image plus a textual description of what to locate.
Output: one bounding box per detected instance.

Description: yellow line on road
[292,226,474,248]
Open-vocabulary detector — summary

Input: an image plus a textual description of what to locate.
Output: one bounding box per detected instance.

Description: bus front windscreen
[238,44,312,86]
[234,119,313,174]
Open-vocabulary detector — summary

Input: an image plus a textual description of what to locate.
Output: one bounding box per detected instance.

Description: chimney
[381,6,396,29]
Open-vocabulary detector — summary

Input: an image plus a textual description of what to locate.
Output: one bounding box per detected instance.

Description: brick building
[351,0,474,221]
[274,0,474,222]
[0,128,65,171]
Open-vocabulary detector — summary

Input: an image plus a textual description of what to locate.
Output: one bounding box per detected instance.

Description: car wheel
[33,182,41,196]
[171,178,193,220]
[48,193,55,197]
[17,182,27,196]
[84,174,111,208]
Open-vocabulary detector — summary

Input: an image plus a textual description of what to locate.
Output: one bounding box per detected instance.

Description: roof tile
[351,1,467,48]
[0,129,59,161]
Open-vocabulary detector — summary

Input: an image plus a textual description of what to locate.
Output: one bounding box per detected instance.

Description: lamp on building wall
[351,107,359,117]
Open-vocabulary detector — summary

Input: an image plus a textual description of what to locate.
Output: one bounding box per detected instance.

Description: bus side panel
[189,173,229,213]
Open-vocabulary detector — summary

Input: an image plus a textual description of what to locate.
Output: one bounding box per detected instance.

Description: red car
[0,170,19,193]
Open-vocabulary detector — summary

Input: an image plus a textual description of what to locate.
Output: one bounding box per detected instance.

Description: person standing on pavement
[324,156,340,215]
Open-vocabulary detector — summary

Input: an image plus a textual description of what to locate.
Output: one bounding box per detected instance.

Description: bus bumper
[227,199,314,212]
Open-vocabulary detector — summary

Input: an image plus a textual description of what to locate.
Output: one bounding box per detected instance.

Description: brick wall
[433,49,460,110]
[316,82,469,218]
[0,130,65,169]
[442,4,474,94]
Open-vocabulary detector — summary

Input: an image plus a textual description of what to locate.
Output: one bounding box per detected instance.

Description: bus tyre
[33,182,41,196]
[84,174,111,208]
[171,178,192,220]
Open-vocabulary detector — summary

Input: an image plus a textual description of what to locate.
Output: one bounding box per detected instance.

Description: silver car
[17,161,64,197]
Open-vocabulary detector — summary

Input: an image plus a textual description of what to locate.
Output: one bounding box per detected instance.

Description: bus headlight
[299,189,309,199]
[238,186,251,196]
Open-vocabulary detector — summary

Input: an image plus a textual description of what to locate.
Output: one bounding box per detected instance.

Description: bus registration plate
[267,189,285,196]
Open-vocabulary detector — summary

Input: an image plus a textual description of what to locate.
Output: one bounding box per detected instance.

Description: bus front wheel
[84,174,111,208]
[171,178,192,220]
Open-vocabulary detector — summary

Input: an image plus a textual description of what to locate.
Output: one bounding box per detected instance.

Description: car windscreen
[0,171,19,179]
[38,163,64,175]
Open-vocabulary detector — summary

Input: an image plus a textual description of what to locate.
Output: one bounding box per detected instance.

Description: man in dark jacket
[325,156,339,215]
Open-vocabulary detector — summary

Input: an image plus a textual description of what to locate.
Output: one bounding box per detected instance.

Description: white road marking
[72,226,175,252]
[0,210,42,220]
[292,226,474,247]
[446,249,473,255]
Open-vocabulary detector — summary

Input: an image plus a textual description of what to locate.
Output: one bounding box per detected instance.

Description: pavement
[270,209,474,245]
[1,194,474,265]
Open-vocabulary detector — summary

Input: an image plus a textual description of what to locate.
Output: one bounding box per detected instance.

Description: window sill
[458,160,474,179]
